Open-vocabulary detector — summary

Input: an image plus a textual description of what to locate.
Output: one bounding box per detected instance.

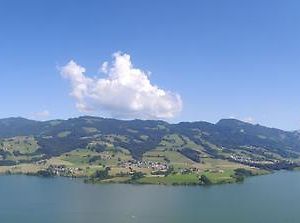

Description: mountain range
[0,116,300,162]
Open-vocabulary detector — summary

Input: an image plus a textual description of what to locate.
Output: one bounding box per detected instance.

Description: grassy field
[0,136,38,154]
[137,173,199,185]
[202,169,236,184]
[0,163,43,174]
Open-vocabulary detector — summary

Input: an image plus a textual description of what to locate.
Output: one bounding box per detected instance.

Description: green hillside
[0,116,299,185]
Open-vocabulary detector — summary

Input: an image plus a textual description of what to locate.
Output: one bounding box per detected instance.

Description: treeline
[178,148,201,163]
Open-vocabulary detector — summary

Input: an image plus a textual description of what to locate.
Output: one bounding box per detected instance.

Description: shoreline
[0,167,274,187]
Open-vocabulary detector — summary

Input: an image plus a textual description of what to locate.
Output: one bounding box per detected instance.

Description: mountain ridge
[0,116,296,132]
[0,116,300,158]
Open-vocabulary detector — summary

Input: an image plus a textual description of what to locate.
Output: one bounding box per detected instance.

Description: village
[229,154,276,165]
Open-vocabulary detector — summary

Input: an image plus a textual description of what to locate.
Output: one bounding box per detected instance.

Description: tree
[131,172,145,181]
[92,167,110,180]
[199,175,211,185]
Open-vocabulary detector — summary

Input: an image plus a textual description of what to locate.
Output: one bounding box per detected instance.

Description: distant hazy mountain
[0,116,300,161]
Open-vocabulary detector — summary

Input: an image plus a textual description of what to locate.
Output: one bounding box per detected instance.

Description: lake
[0,171,300,223]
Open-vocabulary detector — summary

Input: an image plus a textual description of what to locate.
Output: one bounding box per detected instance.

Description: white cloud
[32,110,50,120]
[60,52,182,119]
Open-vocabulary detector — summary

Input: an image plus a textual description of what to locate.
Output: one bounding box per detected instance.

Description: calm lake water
[0,171,300,223]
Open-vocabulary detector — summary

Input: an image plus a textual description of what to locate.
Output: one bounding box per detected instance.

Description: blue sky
[0,0,300,130]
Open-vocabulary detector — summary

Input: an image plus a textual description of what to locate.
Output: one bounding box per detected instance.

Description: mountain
[0,117,42,138]
[0,116,299,168]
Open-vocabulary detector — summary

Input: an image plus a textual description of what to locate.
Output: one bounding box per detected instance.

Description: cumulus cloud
[60,52,182,119]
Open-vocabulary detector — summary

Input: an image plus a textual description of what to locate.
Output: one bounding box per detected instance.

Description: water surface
[1,171,300,223]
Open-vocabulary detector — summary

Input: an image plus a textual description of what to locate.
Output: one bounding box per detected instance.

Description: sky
[0,0,300,130]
